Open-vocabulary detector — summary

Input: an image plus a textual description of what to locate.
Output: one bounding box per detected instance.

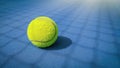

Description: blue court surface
[0,0,120,68]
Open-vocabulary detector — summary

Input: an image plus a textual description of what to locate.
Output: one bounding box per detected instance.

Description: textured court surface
[0,0,120,68]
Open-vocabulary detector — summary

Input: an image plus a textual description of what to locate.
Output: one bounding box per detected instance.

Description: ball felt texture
[27,16,58,48]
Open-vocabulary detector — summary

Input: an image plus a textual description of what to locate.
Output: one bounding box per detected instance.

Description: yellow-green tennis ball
[27,16,58,48]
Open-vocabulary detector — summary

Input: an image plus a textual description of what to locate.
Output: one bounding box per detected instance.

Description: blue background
[0,0,120,68]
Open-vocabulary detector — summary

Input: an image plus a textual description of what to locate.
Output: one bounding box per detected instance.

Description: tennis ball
[27,16,58,48]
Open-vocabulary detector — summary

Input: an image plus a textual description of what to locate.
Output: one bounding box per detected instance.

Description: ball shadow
[44,36,72,50]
